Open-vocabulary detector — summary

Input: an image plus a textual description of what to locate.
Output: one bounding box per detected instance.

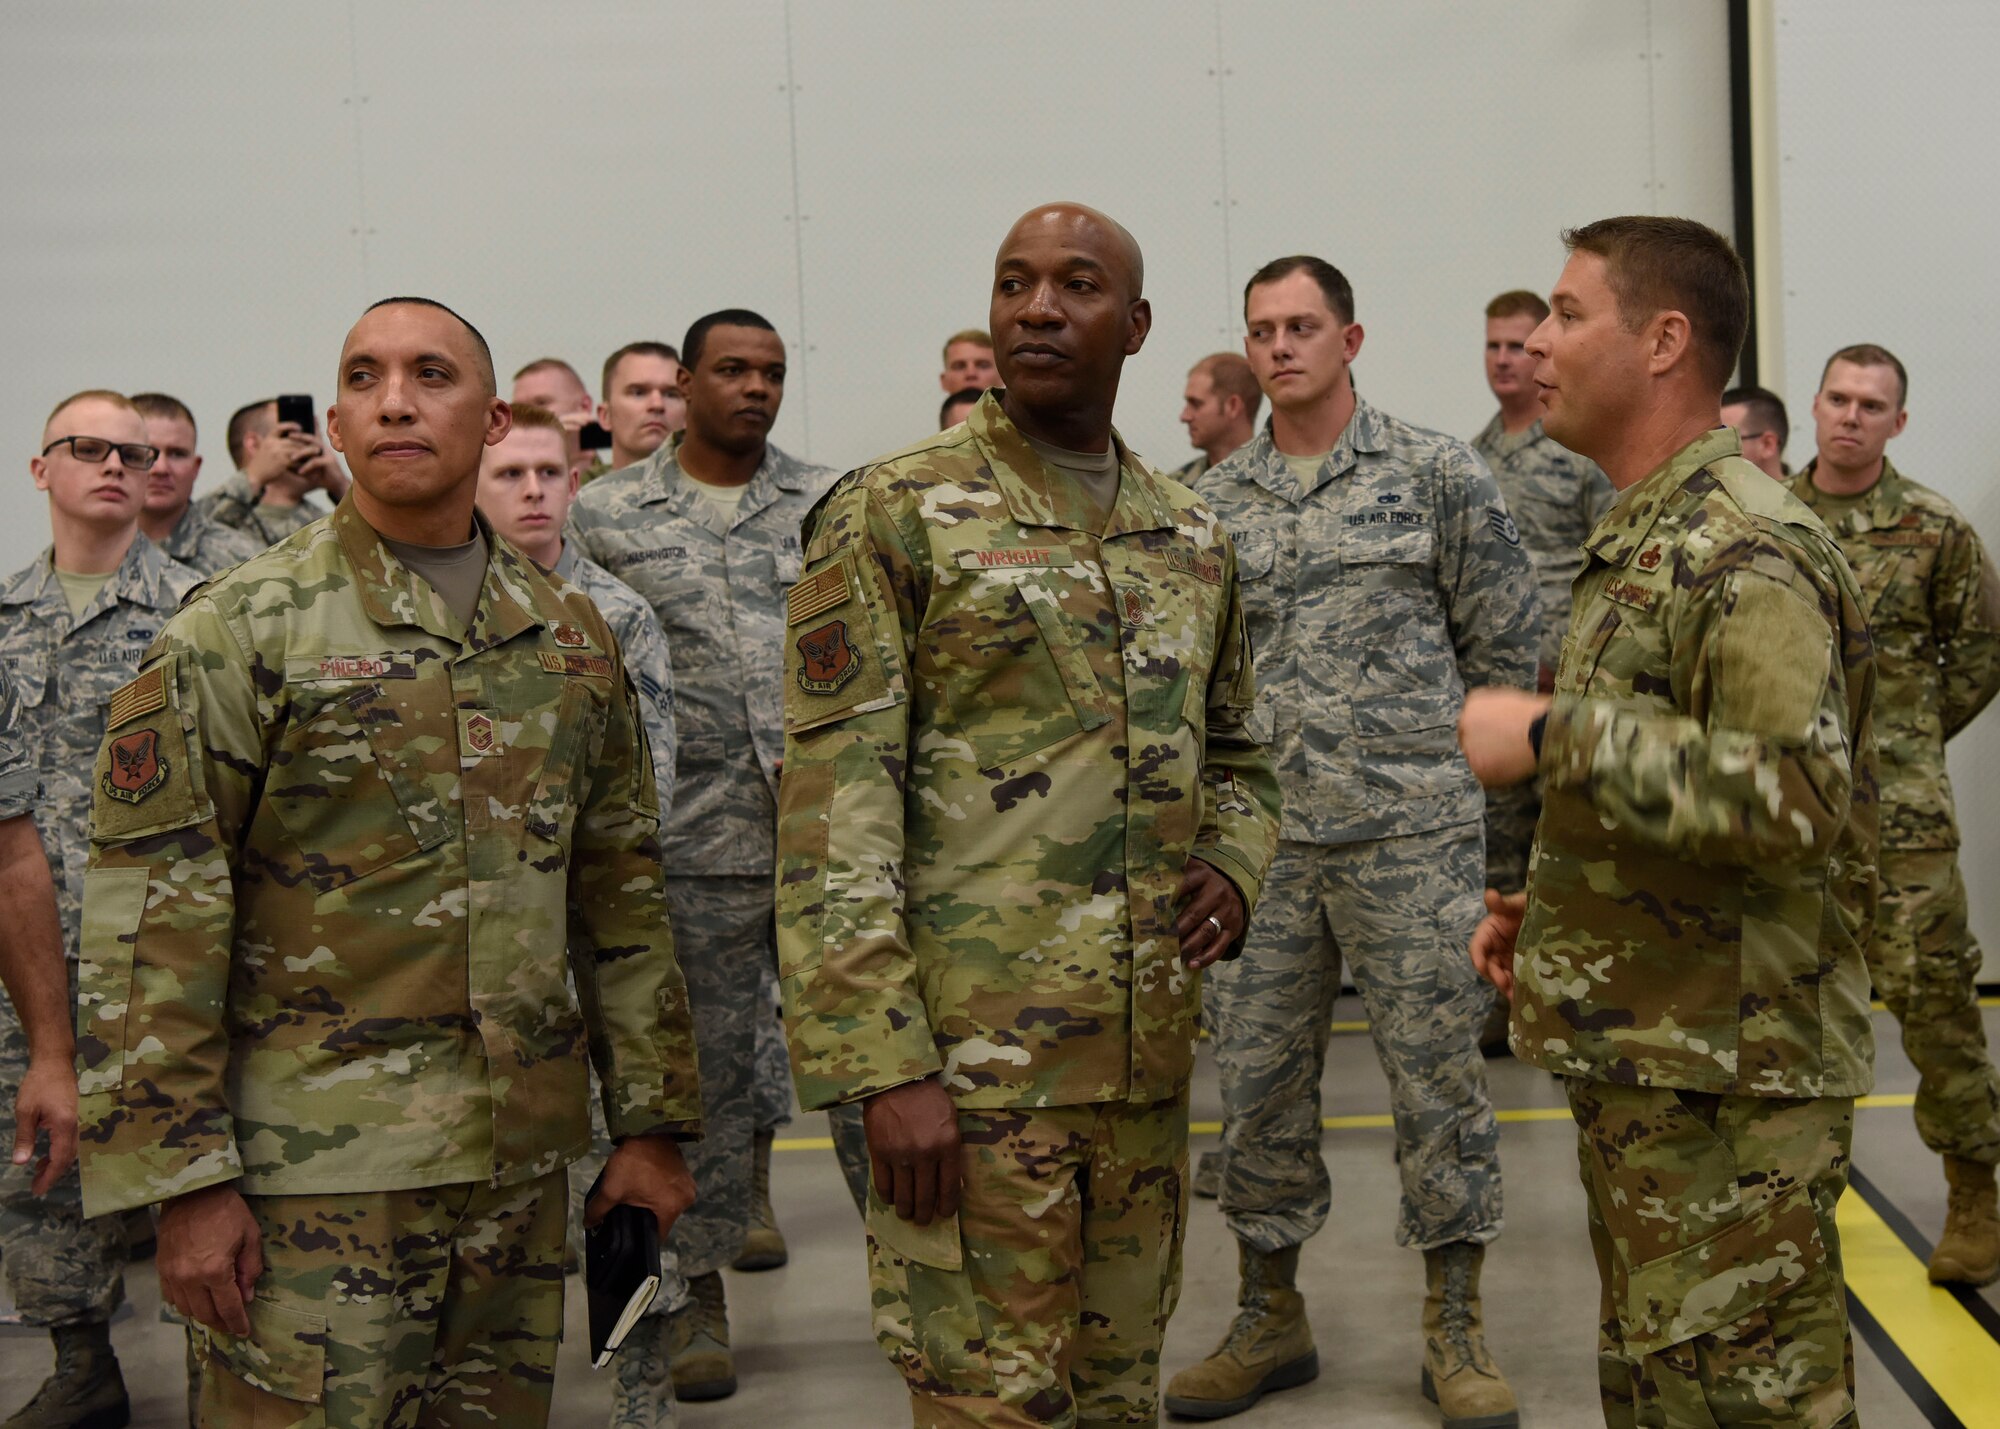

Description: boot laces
[692,1273,729,1339]
[1438,1259,1481,1369]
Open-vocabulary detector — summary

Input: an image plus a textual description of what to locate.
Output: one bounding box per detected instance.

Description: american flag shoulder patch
[787,561,852,626]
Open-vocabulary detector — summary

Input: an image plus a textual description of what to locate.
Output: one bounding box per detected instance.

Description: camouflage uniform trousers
[867,1092,1188,1428]
[192,1169,568,1429]
[1871,846,2000,1165]
[753,931,793,1135]
[1206,824,1502,1251]
[665,875,773,1275]
[0,984,125,1327]
[1568,1080,1857,1429]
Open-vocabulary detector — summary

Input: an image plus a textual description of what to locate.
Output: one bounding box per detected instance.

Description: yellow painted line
[1329,1020,1369,1033]
[777,1093,1918,1152]
[1839,1190,2000,1425]
[1876,996,1999,1009]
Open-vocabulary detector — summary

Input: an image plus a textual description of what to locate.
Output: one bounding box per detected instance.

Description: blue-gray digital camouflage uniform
[1196,396,1539,1255]
[1470,414,1614,893]
[1515,429,1878,1426]
[571,433,838,1283]
[0,535,198,1329]
[155,499,267,579]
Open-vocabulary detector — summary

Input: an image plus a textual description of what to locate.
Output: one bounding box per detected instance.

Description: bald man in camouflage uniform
[780,206,1280,1428]
[76,300,702,1429]
[1466,217,1877,1428]
[571,309,838,1403]
[1791,343,2000,1287]
[1168,258,1537,1426]
[1,391,202,1429]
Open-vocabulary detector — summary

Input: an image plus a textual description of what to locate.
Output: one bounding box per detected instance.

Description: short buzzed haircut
[361,295,496,393]
[1485,289,1550,323]
[1819,343,1909,409]
[940,387,982,428]
[45,389,137,433]
[600,342,681,399]
[513,356,586,387]
[681,312,776,374]
[131,392,196,440]
[1244,255,1355,325]
[1561,217,1747,391]
[942,328,993,364]
[226,398,275,468]
[1192,353,1263,422]
[1720,384,1790,450]
[504,402,566,437]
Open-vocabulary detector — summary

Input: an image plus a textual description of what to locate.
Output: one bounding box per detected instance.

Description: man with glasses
[130,393,264,576]
[0,390,200,1429]
[1721,384,1791,479]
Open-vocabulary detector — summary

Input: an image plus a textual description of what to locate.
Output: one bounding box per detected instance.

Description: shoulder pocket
[91,656,205,843]
[75,867,150,1095]
[784,548,898,737]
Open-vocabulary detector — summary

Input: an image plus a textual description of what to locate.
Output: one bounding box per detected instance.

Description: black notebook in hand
[584,1172,662,1369]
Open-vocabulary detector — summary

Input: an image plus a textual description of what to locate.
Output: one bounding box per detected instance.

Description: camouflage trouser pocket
[1620,1180,1828,1356]
[195,1298,328,1428]
[865,1196,997,1399]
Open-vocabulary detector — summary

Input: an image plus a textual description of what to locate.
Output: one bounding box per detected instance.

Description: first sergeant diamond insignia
[103,729,167,803]
[788,562,851,627]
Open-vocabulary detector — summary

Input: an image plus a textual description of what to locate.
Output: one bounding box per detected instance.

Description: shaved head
[997,203,1144,304]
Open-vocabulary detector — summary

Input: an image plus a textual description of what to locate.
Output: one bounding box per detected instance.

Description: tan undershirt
[54,568,112,620]
[1284,451,1332,488]
[383,529,489,630]
[1025,434,1120,533]
[687,475,751,520]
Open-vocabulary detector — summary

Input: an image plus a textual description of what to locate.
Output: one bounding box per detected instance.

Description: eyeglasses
[40,435,161,470]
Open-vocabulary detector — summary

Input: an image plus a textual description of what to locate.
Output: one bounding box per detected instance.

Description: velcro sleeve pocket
[75,867,150,1095]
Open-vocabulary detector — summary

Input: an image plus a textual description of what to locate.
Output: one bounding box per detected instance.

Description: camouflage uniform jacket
[198,473,329,545]
[75,498,701,1217]
[1791,459,2000,850]
[0,666,38,820]
[1201,399,1540,846]
[569,434,838,874]
[1514,429,1879,1097]
[156,500,266,578]
[0,536,201,958]
[776,394,1281,1112]
[1471,414,1616,674]
[556,542,679,819]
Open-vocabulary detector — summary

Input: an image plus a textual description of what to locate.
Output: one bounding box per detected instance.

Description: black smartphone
[578,421,612,451]
[276,393,317,436]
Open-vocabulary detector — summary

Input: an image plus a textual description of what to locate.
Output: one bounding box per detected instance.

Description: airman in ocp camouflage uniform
[1,393,201,1429]
[1471,221,1878,1428]
[778,379,1279,1428]
[76,301,702,1429]
[1170,257,1538,1426]
[571,314,838,1402]
[1790,348,2000,1288]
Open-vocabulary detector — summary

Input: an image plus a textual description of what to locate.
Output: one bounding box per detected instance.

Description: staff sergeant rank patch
[103,729,167,803]
[796,620,860,694]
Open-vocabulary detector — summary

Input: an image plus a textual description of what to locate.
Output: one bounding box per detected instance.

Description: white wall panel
[1774,0,2000,956]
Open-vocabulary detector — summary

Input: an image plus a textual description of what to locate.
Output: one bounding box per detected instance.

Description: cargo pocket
[195,1298,328,1428]
[864,1194,997,1399]
[74,868,149,1095]
[942,575,1108,771]
[1619,1179,1830,1359]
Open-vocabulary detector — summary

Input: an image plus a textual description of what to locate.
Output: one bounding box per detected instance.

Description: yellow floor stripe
[1838,1192,2000,1426]
[775,1095,1923,1152]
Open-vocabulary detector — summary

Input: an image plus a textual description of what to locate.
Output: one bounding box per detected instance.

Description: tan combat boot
[1421,1242,1517,1429]
[1163,1243,1318,1420]
[1929,1156,2000,1287]
[668,1271,736,1401]
[1,1321,130,1429]
[1192,1148,1223,1200]
[732,1129,789,1271]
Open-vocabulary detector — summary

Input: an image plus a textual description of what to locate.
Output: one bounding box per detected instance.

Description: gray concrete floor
[4,1002,1993,1426]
